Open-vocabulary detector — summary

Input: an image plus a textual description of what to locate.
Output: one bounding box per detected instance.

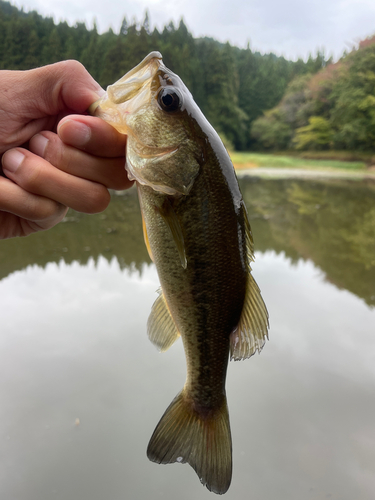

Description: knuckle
[21,159,43,192]
[59,59,87,76]
[44,138,65,167]
[24,196,58,221]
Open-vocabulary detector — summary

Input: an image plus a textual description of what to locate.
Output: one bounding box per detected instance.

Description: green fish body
[91,52,269,494]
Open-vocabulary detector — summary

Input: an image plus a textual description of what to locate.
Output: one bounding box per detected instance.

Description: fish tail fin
[147,390,232,495]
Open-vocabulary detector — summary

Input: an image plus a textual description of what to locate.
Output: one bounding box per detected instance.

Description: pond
[0,175,375,500]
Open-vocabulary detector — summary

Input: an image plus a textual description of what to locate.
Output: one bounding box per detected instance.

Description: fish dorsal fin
[147,288,180,352]
[230,203,269,360]
[243,200,255,263]
[157,199,187,269]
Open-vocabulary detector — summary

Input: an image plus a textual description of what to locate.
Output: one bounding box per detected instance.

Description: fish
[89,52,269,494]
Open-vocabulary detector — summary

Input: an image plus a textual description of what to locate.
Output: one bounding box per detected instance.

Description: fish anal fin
[147,288,180,352]
[147,390,232,495]
[230,202,269,361]
[157,199,187,269]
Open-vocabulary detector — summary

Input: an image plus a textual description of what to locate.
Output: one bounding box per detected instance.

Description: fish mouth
[107,51,162,106]
[89,51,163,133]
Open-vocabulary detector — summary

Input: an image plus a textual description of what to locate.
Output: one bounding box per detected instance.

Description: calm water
[1,176,375,500]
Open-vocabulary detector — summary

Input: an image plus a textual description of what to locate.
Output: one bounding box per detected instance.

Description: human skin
[0,60,131,239]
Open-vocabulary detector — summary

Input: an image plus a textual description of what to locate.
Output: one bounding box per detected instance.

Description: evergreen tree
[42,27,63,64]
[81,21,102,80]
[142,10,150,35]
[99,33,127,88]
[120,16,128,36]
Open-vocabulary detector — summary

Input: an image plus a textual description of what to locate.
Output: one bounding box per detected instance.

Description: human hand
[0,61,131,239]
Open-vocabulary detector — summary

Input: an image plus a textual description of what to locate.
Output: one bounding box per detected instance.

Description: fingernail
[2,149,25,174]
[30,134,48,158]
[58,120,91,147]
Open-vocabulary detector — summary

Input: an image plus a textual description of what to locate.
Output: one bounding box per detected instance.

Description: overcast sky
[11,0,375,60]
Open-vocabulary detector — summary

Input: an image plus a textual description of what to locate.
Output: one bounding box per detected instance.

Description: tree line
[0,0,330,150]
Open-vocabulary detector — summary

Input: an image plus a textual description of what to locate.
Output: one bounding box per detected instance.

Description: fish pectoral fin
[158,199,187,269]
[230,203,269,360]
[147,288,180,352]
[147,390,232,495]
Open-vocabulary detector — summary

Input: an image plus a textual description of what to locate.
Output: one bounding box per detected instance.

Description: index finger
[57,115,127,158]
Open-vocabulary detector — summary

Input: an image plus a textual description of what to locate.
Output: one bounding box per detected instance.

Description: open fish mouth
[89,51,163,132]
[107,51,162,106]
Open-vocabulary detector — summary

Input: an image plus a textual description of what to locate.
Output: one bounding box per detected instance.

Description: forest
[0,0,374,152]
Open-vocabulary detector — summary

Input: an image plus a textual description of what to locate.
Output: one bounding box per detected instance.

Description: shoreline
[234,166,375,180]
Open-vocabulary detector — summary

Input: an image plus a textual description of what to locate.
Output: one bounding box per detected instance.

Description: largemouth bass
[90,52,269,494]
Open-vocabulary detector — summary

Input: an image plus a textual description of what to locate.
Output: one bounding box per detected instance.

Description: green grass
[230,152,367,171]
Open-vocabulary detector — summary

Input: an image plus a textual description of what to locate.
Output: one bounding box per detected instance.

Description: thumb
[23,60,105,117]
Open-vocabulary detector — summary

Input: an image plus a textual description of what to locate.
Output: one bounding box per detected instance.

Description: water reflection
[0,189,149,282]
[1,177,375,500]
[1,177,374,305]
[239,177,375,307]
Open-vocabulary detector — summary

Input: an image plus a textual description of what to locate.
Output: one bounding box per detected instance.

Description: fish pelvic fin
[147,390,232,495]
[147,288,180,351]
[230,202,269,361]
[141,212,154,262]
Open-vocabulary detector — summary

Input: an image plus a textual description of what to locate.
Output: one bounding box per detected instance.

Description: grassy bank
[230,151,371,171]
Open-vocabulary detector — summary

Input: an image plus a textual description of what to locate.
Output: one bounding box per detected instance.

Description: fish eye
[157,88,182,112]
